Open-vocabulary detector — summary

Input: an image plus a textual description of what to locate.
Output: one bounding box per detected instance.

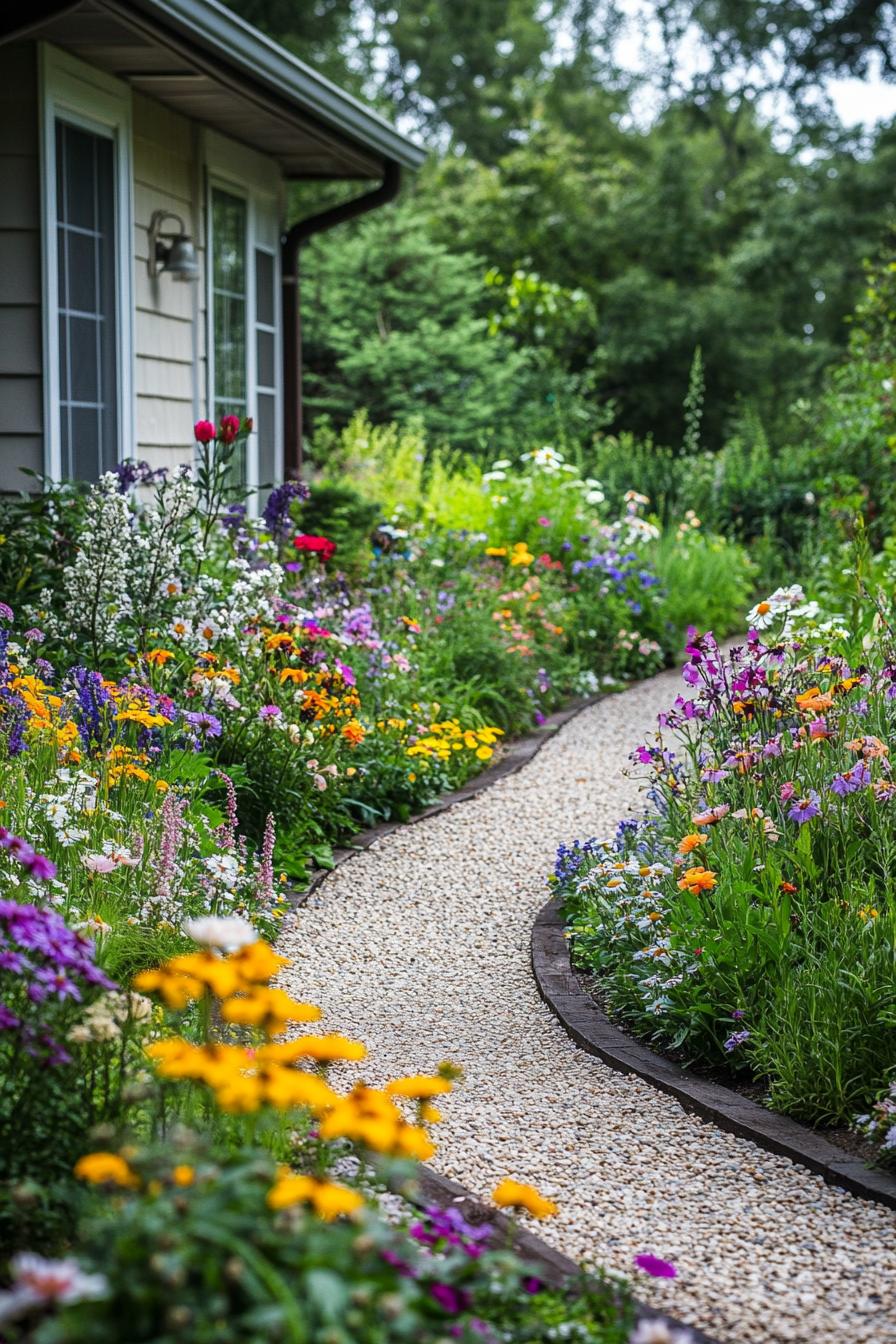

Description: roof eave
[125,0,426,173]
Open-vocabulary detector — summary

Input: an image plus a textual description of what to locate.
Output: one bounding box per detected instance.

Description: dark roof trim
[126,0,426,172]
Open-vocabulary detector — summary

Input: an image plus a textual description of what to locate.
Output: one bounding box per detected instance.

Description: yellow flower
[266,1174,364,1220]
[475,745,493,761]
[386,1074,452,1100]
[485,546,507,557]
[420,1102,442,1124]
[219,988,321,1037]
[116,708,171,729]
[259,1033,367,1065]
[145,649,175,667]
[492,1178,558,1219]
[74,1151,139,1189]
[228,940,291,985]
[260,1067,340,1113]
[171,1165,195,1187]
[132,967,205,1010]
[163,951,244,999]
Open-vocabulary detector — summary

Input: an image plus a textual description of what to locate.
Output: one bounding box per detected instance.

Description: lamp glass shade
[165,237,199,282]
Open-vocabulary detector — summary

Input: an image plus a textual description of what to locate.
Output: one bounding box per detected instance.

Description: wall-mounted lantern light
[147,210,199,282]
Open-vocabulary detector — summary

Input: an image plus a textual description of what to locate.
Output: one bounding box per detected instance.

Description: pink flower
[82,854,117,874]
[218,415,241,444]
[194,419,215,444]
[780,781,796,801]
[538,516,552,527]
[633,1253,678,1279]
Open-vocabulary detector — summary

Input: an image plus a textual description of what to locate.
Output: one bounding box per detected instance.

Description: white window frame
[39,42,135,481]
[203,129,283,508]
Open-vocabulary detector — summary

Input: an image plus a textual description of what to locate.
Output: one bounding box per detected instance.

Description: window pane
[212,189,246,292]
[61,124,97,230]
[67,229,98,314]
[256,328,274,389]
[69,316,100,403]
[256,392,276,487]
[68,406,100,482]
[212,188,248,486]
[55,119,118,479]
[255,249,274,326]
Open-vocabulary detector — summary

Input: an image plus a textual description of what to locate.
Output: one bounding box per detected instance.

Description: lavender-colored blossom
[0,603,13,622]
[0,829,56,882]
[258,704,281,720]
[183,710,222,738]
[830,762,871,796]
[788,791,821,825]
[723,1029,751,1052]
[255,812,276,908]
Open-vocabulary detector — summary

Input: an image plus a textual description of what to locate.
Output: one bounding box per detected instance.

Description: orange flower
[677,866,717,893]
[795,686,834,713]
[145,649,175,667]
[341,719,365,746]
[677,833,707,855]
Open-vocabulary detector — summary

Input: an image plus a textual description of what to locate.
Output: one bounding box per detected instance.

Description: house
[0,0,424,494]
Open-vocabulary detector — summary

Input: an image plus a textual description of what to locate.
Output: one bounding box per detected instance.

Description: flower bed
[0,417,737,1340]
[554,583,896,1165]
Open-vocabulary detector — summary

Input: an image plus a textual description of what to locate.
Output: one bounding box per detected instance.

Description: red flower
[293,534,336,563]
[194,419,215,444]
[218,415,242,445]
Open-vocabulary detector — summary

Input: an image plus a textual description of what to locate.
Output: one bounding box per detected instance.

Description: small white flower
[161,578,182,598]
[183,915,256,950]
[55,826,88,847]
[202,855,240,890]
[170,617,192,642]
[195,617,221,647]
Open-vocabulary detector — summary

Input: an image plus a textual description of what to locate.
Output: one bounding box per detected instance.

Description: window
[206,134,282,501]
[41,46,133,481]
[211,187,248,483]
[55,121,118,479]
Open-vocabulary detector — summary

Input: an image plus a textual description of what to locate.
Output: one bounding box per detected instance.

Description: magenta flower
[258,704,281,720]
[779,781,796,801]
[633,1253,678,1279]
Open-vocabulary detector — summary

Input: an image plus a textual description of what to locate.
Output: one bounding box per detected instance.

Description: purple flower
[183,711,223,738]
[788,791,820,825]
[0,829,55,882]
[700,767,728,783]
[0,603,13,622]
[335,660,356,687]
[723,1029,751,1052]
[731,1008,746,1021]
[0,1001,20,1030]
[24,628,45,644]
[258,704,281,721]
[633,1253,678,1279]
[263,480,310,540]
[830,762,871,796]
[429,1283,470,1314]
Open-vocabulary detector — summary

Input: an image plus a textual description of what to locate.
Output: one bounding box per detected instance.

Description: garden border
[532,895,896,1213]
[293,688,721,1342]
[299,691,607,903]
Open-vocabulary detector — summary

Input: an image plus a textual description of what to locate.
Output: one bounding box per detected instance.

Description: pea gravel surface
[279,665,896,1344]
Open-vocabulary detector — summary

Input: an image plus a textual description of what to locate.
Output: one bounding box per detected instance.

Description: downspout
[281,158,401,478]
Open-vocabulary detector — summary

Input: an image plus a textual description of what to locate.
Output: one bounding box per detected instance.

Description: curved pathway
[279,666,896,1344]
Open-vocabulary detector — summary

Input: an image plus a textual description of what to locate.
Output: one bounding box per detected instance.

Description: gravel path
[280,666,896,1344]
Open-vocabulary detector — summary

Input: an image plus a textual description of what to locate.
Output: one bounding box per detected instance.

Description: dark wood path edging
[407,1164,721,1344]
[299,692,607,903]
[532,895,896,1213]
[291,691,721,1341]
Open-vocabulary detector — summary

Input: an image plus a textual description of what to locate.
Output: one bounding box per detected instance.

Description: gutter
[281,160,402,478]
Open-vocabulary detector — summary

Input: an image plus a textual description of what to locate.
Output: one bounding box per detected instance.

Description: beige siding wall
[132,92,202,468]
[0,42,43,491]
